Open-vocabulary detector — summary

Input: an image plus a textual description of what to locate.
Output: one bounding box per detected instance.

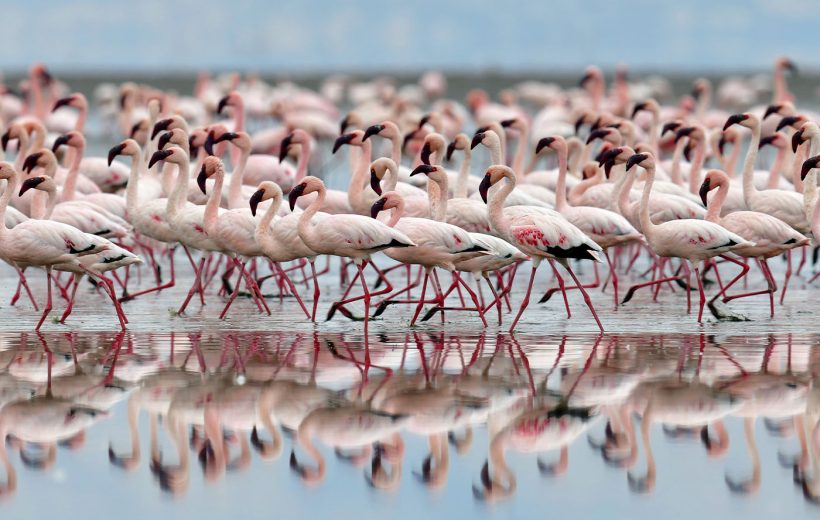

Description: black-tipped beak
[590,117,603,132]
[402,130,417,151]
[603,159,615,179]
[579,72,593,87]
[420,143,433,165]
[500,118,516,128]
[792,129,805,153]
[801,156,820,181]
[151,119,172,140]
[631,102,647,119]
[119,93,127,110]
[22,152,42,173]
[625,153,647,171]
[339,115,352,135]
[470,132,484,150]
[249,189,265,216]
[776,115,801,132]
[674,127,695,143]
[129,122,142,139]
[411,164,435,177]
[279,134,293,163]
[148,149,172,169]
[1,131,9,152]
[107,143,126,166]
[758,135,777,149]
[683,143,693,162]
[418,115,431,129]
[370,197,387,219]
[217,96,230,114]
[197,165,208,194]
[718,134,729,155]
[598,147,622,166]
[204,131,216,156]
[215,132,239,144]
[479,174,492,203]
[370,169,383,195]
[333,133,355,154]
[445,140,457,161]
[661,121,681,136]
[535,137,555,155]
[574,116,585,135]
[763,104,782,120]
[699,178,711,206]
[51,134,69,153]
[19,176,46,196]
[288,183,306,211]
[723,114,747,131]
[158,132,173,151]
[52,96,73,112]
[363,124,383,142]
[586,128,609,144]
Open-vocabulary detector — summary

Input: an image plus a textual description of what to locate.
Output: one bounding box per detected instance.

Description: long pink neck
[670,139,686,186]
[726,140,741,177]
[511,125,529,174]
[688,141,706,195]
[62,143,85,202]
[227,145,249,209]
[554,146,569,211]
[30,73,46,120]
[204,167,225,234]
[13,134,29,171]
[387,199,404,228]
[568,167,603,204]
[705,178,728,222]
[295,139,311,183]
[773,64,789,104]
[347,141,373,215]
[767,145,787,190]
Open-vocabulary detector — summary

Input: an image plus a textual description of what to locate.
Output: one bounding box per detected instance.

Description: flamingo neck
[429,174,449,222]
[568,167,603,204]
[773,64,789,104]
[13,134,29,172]
[511,126,528,174]
[295,138,311,183]
[61,143,85,202]
[455,148,471,199]
[74,101,88,133]
[688,140,706,195]
[0,424,16,496]
[705,177,729,222]
[30,73,46,121]
[726,140,741,177]
[30,161,56,220]
[167,156,191,221]
[695,88,710,120]
[670,139,686,186]
[487,434,516,499]
[255,192,282,254]
[614,165,635,217]
[42,183,59,219]
[639,164,658,240]
[383,165,399,192]
[298,186,325,247]
[204,168,225,235]
[767,144,787,190]
[649,111,660,155]
[124,153,142,214]
[554,146,569,211]
[0,174,18,234]
[296,427,326,484]
[347,141,373,215]
[741,124,762,203]
[227,145,250,209]
[568,139,583,177]
[488,174,514,236]
[805,170,818,226]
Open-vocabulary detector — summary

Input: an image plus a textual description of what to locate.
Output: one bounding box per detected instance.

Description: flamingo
[0,162,114,330]
[699,169,809,317]
[288,176,415,350]
[623,152,752,322]
[479,164,605,332]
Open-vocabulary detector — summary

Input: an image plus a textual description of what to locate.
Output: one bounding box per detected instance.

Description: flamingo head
[479,165,511,203]
[362,124,385,142]
[369,157,398,195]
[723,113,754,132]
[249,181,282,216]
[446,133,469,161]
[19,175,56,196]
[625,152,651,172]
[370,191,402,219]
[332,130,363,154]
[0,162,16,180]
[801,155,820,181]
[197,156,224,194]
[52,93,80,112]
[288,176,322,211]
[52,131,84,153]
[148,148,173,169]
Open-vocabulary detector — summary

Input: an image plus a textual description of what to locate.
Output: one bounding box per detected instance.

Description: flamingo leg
[409,268,432,326]
[780,249,792,305]
[12,266,39,311]
[177,255,206,315]
[272,263,311,319]
[707,255,750,305]
[605,250,618,309]
[35,267,54,331]
[481,272,503,325]
[120,246,176,302]
[562,261,604,332]
[546,259,571,318]
[59,274,82,324]
[509,263,539,332]
[721,258,778,317]
[692,261,706,323]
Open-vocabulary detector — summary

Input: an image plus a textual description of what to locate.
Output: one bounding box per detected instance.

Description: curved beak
[197,165,208,194]
[783,59,798,74]
[52,96,74,112]
[683,142,693,162]
[763,104,782,120]
[22,152,42,173]
[151,119,172,140]
[288,183,306,211]
[718,134,729,155]
[586,128,609,144]
[674,127,695,143]
[479,174,492,203]
[148,149,172,169]
[402,130,418,151]
[579,72,593,87]
[1,130,10,152]
[279,134,293,163]
[217,95,230,114]
[339,115,352,135]
[204,131,216,156]
[535,137,555,155]
[625,154,647,171]
[603,159,615,179]
[631,102,647,119]
[332,133,355,154]
[801,156,820,181]
[370,197,387,219]
[129,122,143,139]
[445,140,458,161]
[108,143,126,166]
[370,170,383,195]
[420,143,433,165]
[363,124,383,142]
[249,189,265,216]
[776,115,801,132]
[19,176,46,196]
[758,135,776,149]
[792,128,805,153]
[418,115,431,129]
[157,132,173,151]
[574,116,586,135]
[51,134,70,153]
[661,121,681,136]
[698,178,711,206]
[470,132,484,150]
[410,164,435,177]
[598,147,622,166]
[723,114,747,131]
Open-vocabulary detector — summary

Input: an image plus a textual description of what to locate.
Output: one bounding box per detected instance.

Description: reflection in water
[0,331,818,508]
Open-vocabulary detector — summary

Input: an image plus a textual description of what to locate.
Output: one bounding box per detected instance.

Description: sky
[4,0,820,73]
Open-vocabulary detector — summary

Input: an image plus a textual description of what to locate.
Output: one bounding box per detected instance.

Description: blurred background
[6,0,820,74]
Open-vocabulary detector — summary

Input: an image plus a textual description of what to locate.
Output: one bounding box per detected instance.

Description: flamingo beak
[370,170,383,195]
[445,141,457,161]
[197,165,208,194]
[249,189,265,216]
[204,131,216,156]
[698,178,711,207]
[535,137,555,155]
[420,143,433,165]
[339,115,352,135]
[1,131,9,152]
[801,156,820,181]
[148,149,172,169]
[158,132,173,151]
[661,122,681,136]
[723,114,748,131]
[151,119,172,140]
[52,96,74,112]
[479,174,492,203]
[217,96,230,114]
[776,115,801,132]
[630,102,647,119]
[792,129,805,153]
[22,152,43,173]
[370,197,387,219]
[410,164,435,177]
[332,133,355,154]
[19,176,46,196]
[51,134,70,153]
[586,129,609,144]
[107,143,126,166]
[625,154,647,171]
[288,183,306,211]
[363,124,383,142]
[279,134,294,163]
[763,104,782,120]
[470,132,485,150]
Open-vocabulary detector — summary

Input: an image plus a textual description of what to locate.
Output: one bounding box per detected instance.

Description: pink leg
[120,247,176,301]
[692,261,706,323]
[273,263,311,319]
[483,272,503,325]
[409,268,432,326]
[562,261,604,332]
[178,255,206,315]
[780,249,792,305]
[219,259,247,319]
[309,259,320,322]
[547,259,571,318]
[509,263,539,332]
[13,266,39,311]
[605,250,618,309]
[59,274,82,324]
[35,268,54,331]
